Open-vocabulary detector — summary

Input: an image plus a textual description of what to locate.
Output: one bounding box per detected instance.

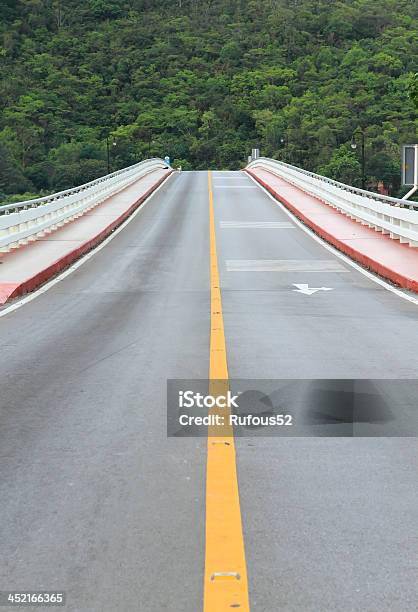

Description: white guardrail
[247,158,418,248]
[0,158,169,252]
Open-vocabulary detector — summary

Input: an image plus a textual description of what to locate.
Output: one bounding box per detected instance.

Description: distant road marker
[220,221,294,229]
[226,259,346,272]
[213,176,249,180]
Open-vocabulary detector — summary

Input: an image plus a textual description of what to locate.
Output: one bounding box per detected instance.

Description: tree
[319,145,362,186]
[0,143,31,196]
[408,73,418,110]
[0,0,416,189]
[3,95,45,168]
[47,142,107,190]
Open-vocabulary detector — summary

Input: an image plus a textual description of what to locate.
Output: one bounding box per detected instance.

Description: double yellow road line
[204,172,250,611]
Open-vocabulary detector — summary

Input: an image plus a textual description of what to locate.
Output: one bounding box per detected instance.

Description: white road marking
[293,283,333,295]
[226,259,347,272]
[0,173,175,318]
[245,171,418,306]
[220,221,295,229]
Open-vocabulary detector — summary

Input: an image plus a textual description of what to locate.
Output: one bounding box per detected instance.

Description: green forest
[0,0,417,203]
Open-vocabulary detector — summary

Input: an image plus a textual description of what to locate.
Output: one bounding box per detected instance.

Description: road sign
[402,144,418,200]
[402,144,418,186]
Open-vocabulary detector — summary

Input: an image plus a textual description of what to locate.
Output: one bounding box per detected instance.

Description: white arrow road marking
[293,283,334,295]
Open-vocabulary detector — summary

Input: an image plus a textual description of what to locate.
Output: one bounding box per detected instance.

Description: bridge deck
[0,171,417,611]
[248,167,418,293]
[0,168,170,304]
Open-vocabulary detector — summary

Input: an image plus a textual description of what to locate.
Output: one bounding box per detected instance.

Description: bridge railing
[0,158,169,252]
[247,157,418,248]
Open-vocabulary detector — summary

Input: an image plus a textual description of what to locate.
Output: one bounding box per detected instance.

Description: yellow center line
[204,171,250,611]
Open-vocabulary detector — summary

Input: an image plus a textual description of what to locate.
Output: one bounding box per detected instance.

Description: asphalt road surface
[0,171,417,611]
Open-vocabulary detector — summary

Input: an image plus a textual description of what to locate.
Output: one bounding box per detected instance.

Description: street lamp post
[351,129,366,190]
[106,135,117,174]
[280,135,292,163]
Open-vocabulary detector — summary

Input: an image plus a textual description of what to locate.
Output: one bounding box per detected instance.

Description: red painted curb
[0,283,20,304]
[1,170,173,305]
[246,169,418,294]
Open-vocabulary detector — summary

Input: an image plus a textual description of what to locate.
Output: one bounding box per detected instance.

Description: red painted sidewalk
[0,169,172,305]
[247,167,418,293]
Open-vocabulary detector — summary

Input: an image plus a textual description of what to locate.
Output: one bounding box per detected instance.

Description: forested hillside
[0,0,417,201]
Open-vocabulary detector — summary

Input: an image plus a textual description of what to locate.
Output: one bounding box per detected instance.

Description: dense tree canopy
[0,0,417,201]
[409,73,418,110]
